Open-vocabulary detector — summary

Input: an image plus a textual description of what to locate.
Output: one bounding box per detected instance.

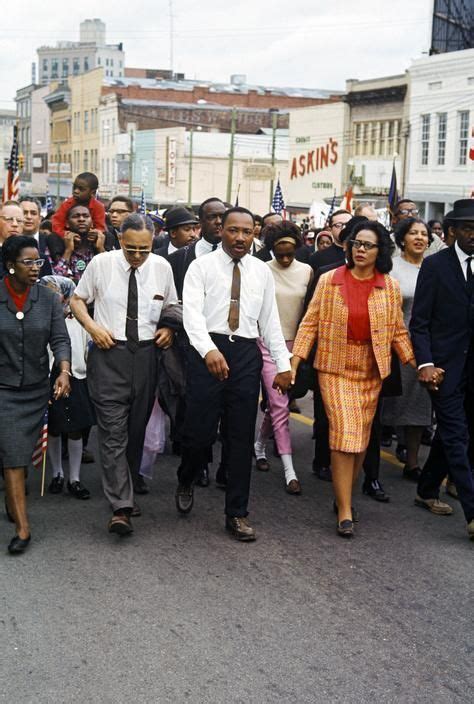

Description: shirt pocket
[246,293,262,320]
[149,299,164,323]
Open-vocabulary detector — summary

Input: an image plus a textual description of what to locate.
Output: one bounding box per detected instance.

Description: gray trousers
[87,342,157,512]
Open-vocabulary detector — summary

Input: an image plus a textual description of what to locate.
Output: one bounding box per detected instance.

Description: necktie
[228,260,241,332]
[467,257,473,287]
[126,268,139,351]
[211,242,218,251]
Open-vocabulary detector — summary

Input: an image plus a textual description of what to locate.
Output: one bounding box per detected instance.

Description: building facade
[37,19,124,86]
[405,48,474,219]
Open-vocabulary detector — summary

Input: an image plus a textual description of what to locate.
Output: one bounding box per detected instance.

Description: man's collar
[455,240,470,261]
[117,248,150,274]
[220,248,250,266]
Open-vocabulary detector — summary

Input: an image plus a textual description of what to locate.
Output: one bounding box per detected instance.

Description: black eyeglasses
[398,208,419,216]
[350,240,379,251]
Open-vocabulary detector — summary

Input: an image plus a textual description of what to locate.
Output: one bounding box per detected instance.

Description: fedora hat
[444,199,474,221]
[165,207,198,230]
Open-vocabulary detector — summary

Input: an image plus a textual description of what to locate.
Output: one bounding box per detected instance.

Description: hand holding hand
[205,349,229,381]
[418,365,445,391]
[272,371,292,395]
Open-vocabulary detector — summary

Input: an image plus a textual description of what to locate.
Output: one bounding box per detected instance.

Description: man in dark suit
[308,209,352,272]
[410,199,474,540]
[18,197,52,278]
[104,196,134,251]
[154,207,199,260]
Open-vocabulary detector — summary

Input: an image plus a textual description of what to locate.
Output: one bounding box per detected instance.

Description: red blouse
[345,268,375,342]
[4,277,30,312]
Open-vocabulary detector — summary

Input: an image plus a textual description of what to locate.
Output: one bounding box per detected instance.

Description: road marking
[289,411,403,468]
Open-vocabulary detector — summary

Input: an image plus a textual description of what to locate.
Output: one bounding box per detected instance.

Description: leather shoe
[337,520,354,538]
[48,474,64,494]
[414,495,453,515]
[313,464,332,482]
[225,516,256,541]
[108,514,133,535]
[362,479,390,502]
[8,534,31,554]
[133,475,149,495]
[286,479,301,495]
[67,481,91,500]
[256,458,270,472]
[175,484,194,514]
[131,502,141,517]
[403,465,422,481]
[196,467,210,487]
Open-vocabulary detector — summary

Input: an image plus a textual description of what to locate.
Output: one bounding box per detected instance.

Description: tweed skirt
[319,342,382,453]
[0,382,50,467]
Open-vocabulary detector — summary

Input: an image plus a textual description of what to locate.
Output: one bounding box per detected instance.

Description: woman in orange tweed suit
[291,221,416,538]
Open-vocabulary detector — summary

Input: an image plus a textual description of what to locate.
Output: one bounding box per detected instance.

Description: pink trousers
[257,339,293,456]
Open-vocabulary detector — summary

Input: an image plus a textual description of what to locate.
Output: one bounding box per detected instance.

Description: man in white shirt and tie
[71,213,178,536]
[176,206,292,541]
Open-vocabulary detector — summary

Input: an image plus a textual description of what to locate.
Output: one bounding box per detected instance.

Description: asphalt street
[0,396,472,704]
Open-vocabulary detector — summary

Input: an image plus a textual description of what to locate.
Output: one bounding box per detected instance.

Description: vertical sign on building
[167,136,177,188]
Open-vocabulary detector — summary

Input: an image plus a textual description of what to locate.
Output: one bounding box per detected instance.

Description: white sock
[48,435,64,478]
[254,429,268,460]
[67,438,83,484]
[281,454,297,484]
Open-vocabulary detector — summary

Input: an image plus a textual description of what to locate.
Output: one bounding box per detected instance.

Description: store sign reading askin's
[290,137,338,180]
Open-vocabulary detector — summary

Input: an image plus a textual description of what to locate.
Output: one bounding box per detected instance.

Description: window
[62,58,69,78]
[458,110,470,165]
[362,123,369,155]
[370,123,377,155]
[106,58,109,66]
[421,114,430,166]
[51,59,58,79]
[428,81,442,90]
[106,158,110,183]
[73,57,80,76]
[83,150,89,171]
[379,121,386,156]
[84,110,89,132]
[97,56,101,65]
[437,113,447,165]
[84,56,89,71]
[42,58,48,74]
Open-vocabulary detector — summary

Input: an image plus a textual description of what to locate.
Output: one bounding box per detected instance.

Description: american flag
[3,125,20,202]
[271,178,285,216]
[139,188,146,215]
[326,190,337,223]
[45,188,54,212]
[32,409,48,469]
[387,160,399,216]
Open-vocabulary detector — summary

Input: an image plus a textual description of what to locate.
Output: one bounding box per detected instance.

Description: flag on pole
[32,409,49,469]
[45,188,54,212]
[469,125,474,161]
[139,188,146,215]
[326,190,337,223]
[271,178,286,217]
[387,160,399,216]
[235,184,241,207]
[3,125,20,202]
[340,185,353,213]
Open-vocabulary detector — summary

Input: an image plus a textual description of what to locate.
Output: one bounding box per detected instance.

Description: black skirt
[48,373,96,435]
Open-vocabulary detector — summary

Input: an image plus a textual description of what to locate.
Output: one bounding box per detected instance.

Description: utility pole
[169,0,174,77]
[187,127,194,206]
[128,129,134,197]
[269,109,278,209]
[226,108,237,203]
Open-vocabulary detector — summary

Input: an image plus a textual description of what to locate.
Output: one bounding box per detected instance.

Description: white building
[406,48,474,220]
[37,19,124,85]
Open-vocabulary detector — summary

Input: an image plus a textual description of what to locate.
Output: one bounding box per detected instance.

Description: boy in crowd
[52,172,106,237]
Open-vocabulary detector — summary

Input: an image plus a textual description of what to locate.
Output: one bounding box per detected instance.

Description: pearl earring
[9,268,15,275]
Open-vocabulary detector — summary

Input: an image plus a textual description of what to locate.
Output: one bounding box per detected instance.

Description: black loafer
[403,465,422,482]
[67,481,91,500]
[256,458,270,472]
[337,520,354,538]
[313,465,332,482]
[362,479,390,502]
[175,484,194,514]
[8,534,31,555]
[133,476,149,495]
[196,467,210,487]
[49,474,64,495]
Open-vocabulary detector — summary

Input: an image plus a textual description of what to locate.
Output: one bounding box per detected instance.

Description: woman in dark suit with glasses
[0,236,71,555]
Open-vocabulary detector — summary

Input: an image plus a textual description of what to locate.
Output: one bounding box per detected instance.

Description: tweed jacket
[0,281,71,388]
[293,265,414,379]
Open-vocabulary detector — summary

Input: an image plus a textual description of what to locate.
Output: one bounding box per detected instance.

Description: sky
[0,0,435,109]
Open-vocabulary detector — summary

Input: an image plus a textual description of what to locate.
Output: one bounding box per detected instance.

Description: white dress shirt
[183,248,291,373]
[195,238,221,258]
[75,249,178,341]
[455,240,472,280]
[167,241,178,255]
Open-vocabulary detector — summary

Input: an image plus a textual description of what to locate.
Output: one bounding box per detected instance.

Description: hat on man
[444,199,474,221]
[165,207,198,231]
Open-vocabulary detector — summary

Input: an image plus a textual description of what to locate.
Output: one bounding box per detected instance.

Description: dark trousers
[87,343,157,512]
[418,382,474,523]
[313,377,381,481]
[178,335,262,517]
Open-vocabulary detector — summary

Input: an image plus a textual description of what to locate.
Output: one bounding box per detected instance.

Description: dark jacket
[0,281,71,388]
[156,303,186,436]
[154,243,171,260]
[168,241,198,300]
[309,243,345,274]
[410,246,474,396]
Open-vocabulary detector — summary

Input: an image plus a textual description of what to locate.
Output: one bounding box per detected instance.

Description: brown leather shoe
[108,514,133,535]
[285,479,301,495]
[414,495,453,515]
[225,516,256,541]
[256,458,270,472]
